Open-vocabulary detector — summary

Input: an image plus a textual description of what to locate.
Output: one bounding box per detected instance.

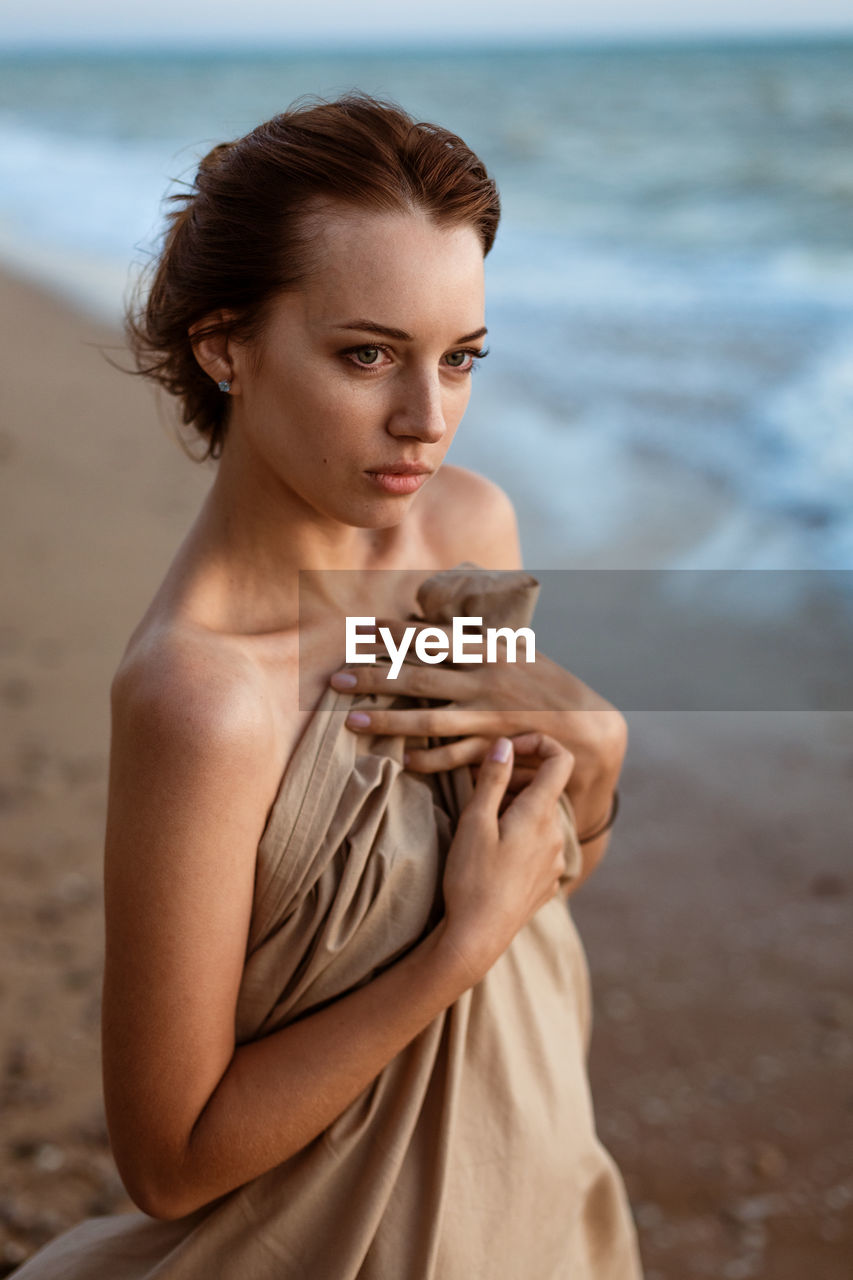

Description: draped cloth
[15,566,643,1280]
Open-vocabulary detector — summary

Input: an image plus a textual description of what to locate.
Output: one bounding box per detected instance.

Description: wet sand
[0,268,851,1278]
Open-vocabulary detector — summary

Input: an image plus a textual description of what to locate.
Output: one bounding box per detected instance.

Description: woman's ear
[189,311,238,392]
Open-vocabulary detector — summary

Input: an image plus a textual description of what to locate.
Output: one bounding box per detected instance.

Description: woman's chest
[256,559,444,774]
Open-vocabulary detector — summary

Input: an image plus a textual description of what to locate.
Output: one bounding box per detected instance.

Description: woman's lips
[364,470,430,495]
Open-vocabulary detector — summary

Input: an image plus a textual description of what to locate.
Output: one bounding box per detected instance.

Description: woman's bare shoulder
[418,464,523,569]
[109,617,280,795]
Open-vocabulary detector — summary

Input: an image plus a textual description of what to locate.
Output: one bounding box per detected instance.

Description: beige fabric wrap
[15,566,643,1280]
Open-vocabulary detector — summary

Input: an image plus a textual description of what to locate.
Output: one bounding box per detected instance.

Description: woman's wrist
[567,759,622,845]
[429,916,494,994]
[577,788,620,845]
[559,710,626,826]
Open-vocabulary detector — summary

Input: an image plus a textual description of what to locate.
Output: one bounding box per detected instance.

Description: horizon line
[3,28,853,57]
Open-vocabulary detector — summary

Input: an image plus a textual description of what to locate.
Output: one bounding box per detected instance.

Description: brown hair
[126,91,501,459]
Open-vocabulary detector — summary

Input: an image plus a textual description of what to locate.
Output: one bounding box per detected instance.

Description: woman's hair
[126,91,501,459]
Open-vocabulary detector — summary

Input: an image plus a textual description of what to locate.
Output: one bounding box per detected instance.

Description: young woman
[16,94,642,1278]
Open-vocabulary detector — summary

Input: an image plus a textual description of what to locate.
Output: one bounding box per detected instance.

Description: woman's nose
[386,372,447,443]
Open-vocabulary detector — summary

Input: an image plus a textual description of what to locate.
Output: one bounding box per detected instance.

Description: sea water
[1,40,852,578]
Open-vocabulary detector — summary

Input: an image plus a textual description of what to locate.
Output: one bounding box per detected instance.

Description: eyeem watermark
[346,616,536,679]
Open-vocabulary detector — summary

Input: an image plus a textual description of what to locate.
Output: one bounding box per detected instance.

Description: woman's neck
[155,451,417,637]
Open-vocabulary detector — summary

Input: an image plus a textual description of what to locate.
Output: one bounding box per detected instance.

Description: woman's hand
[437,732,575,986]
[330,618,627,841]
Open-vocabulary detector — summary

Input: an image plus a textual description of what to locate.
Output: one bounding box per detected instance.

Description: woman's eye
[343,345,486,373]
[343,345,392,371]
[444,348,487,372]
[445,351,469,369]
[354,346,381,365]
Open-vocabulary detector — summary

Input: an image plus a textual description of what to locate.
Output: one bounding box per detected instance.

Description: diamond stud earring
[217,379,231,393]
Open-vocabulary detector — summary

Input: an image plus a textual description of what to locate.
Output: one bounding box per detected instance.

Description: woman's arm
[103,645,571,1221]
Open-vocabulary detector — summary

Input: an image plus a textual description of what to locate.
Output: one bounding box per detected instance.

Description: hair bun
[197,141,235,177]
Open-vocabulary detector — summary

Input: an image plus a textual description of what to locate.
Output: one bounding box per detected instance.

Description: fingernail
[489,737,512,763]
[331,671,358,689]
[346,711,371,728]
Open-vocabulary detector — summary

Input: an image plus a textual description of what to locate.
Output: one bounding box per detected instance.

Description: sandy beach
[1,267,851,1278]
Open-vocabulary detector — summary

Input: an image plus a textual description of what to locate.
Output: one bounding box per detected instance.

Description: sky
[4,0,853,48]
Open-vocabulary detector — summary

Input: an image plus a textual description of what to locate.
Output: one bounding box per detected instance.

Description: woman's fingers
[460,738,514,825]
[344,704,499,738]
[500,733,575,824]
[471,764,536,792]
[443,730,572,828]
[520,732,575,792]
[406,729,560,778]
[405,736,493,772]
[501,730,550,755]
[332,661,478,701]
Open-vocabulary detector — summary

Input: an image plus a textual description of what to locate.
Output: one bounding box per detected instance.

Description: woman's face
[227,205,487,529]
